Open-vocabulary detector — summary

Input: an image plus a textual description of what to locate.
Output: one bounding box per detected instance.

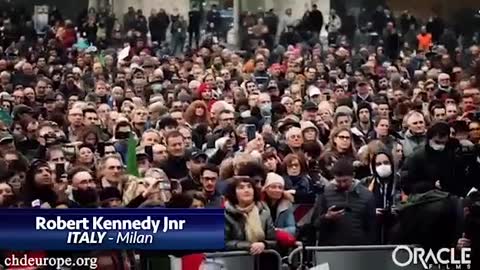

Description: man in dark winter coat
[188,5,202,49]
[311,158,376,245]
[402,121,470,197]
[306,4,323,38]
[160,131,189,180]
[391,186,464,252]
[157,9,170,43]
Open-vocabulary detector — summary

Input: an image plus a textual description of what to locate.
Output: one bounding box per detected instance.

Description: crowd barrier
[141,249,283,270]
[142,245,426,270]
[288,245,424,270]
[203,249,283,270]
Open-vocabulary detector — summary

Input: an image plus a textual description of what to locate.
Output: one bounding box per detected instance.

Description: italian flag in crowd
[126,134,205,269]
[126,133,139,177]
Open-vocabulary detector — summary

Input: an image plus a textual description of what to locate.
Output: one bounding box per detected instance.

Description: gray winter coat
[401,130,426,158]
[225,201,277,250]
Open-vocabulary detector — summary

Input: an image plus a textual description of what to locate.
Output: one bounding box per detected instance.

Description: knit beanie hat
[262,173,285,191]
[356,102,372,119]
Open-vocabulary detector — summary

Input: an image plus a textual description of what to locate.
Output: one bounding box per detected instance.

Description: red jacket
[62,28,77,48]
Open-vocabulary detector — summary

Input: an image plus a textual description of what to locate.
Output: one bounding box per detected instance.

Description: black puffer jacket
[311,179,376,245]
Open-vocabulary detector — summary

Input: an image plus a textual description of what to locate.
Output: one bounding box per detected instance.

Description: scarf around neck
[236,203,265,243]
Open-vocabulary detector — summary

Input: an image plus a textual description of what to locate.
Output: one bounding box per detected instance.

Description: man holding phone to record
[311,158,376,245]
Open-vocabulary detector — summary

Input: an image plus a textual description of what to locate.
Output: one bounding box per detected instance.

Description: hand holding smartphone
[55,163,66,183]
[246,124,256,142]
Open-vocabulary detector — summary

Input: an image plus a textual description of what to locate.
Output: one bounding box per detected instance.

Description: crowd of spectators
[0,2,478,269]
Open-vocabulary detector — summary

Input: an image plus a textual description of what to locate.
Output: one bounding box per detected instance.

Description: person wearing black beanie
[350,102,373,151]
[99,187,122,208]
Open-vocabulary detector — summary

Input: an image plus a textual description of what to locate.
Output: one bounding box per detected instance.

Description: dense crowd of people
[0,2,479,269]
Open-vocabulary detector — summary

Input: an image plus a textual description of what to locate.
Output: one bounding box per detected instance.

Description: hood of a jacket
[398,190,450,211]
[370,150,395,180]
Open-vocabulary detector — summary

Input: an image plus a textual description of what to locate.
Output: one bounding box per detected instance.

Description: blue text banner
[0,208,225,250]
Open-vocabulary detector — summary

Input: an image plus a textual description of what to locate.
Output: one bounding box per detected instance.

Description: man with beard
[435,73,460,101]
[59,71,84,99]
[199,163,222,207]
[67,167,98,208]
[252,59,270,89]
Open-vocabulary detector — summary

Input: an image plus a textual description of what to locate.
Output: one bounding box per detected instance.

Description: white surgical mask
[376,164,392,178]
[429,141,445,151]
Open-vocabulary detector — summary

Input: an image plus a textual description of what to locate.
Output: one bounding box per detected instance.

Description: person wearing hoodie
[361,150,400,243]
[362,151,400,210]
[311,158,376,246]
[262,173,296,235]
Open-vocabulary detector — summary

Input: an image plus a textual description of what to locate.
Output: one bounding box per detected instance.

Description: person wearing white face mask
[362,151,399,212]
[361,150,400,244]
[402,121,471,197]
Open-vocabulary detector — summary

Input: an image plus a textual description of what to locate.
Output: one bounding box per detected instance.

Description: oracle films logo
[392,246,471,269]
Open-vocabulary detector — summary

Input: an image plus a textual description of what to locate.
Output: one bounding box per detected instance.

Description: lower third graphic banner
[0,208,224,250]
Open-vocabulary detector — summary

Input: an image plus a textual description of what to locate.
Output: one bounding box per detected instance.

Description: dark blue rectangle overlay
[0,208,225,250]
